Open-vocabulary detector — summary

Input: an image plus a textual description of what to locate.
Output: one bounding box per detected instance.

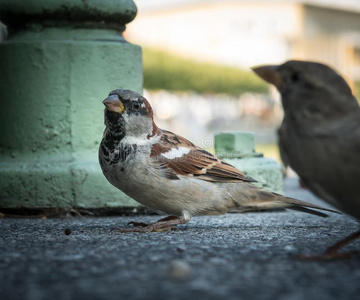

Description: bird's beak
[251,65,283,89]
[102,94,125,113]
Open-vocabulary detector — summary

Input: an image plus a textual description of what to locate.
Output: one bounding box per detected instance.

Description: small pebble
[65,228,72,235]
[167,260,191,279]
[284,245,296,251]
[176,245,186,252]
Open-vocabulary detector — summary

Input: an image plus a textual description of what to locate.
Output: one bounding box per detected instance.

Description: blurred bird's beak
[252,65,283,89]
[103,94,125,113]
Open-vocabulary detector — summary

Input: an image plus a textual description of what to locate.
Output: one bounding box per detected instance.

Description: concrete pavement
[1,178,360,300]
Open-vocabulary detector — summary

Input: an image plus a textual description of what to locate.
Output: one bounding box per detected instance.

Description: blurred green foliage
[143,47,268,95]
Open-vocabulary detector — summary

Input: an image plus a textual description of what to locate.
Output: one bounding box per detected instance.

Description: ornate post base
[0,1,141,208]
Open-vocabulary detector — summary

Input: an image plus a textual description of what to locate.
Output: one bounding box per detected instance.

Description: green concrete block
[215,132,262,158]
[0,0,142,208]
[215,132,283,194]
[225,157,283,194]
[70,155,138,208]
[0,154,138,208]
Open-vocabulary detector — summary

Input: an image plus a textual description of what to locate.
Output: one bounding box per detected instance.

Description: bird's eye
[290,72,303,83]
[133,102,141,110]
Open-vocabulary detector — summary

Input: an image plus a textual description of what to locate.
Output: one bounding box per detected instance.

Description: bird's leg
[112,212,191,233]
[300,230,360,260]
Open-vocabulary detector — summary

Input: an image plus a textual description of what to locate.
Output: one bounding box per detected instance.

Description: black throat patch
[101,110,138,165]
[100,141,137,165]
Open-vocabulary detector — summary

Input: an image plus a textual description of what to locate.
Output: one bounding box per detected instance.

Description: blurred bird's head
[252,60,358,116]
[102,89,158,140]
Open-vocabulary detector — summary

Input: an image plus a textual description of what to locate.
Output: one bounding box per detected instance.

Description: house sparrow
[253,60,360,258]
[99,89,337,233]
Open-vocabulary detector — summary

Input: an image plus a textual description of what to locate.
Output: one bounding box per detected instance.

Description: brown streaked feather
[162,129,196,147]
[151,130,256,183]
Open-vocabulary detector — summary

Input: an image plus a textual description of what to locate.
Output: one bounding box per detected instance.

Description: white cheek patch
[161,147,190,159]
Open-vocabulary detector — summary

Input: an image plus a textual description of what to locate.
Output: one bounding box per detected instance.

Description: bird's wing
[151,130,256,183]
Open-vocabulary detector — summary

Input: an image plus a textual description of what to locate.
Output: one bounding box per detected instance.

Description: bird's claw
[111,215,185,233]
[127,221,149,227]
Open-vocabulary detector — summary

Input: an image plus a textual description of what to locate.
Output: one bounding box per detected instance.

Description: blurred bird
[99,89,337,233]
[253,60,360,258]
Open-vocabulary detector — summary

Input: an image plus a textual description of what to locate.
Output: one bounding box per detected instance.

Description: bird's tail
[231,184,339,217]
[277,194,339,217]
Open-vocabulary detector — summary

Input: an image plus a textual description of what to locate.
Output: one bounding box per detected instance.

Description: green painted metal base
[215,132,284,194]
[0,27,141,208]
[224,157,284,194]
[0,154,137,208]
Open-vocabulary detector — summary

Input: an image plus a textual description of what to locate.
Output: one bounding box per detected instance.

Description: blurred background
[125,0,360,163]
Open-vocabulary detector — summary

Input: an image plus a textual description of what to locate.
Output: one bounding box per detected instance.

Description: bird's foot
[112,215,186,233]
[299,230,360,260]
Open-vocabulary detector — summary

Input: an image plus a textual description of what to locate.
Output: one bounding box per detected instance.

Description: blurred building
[127,0,360,93]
